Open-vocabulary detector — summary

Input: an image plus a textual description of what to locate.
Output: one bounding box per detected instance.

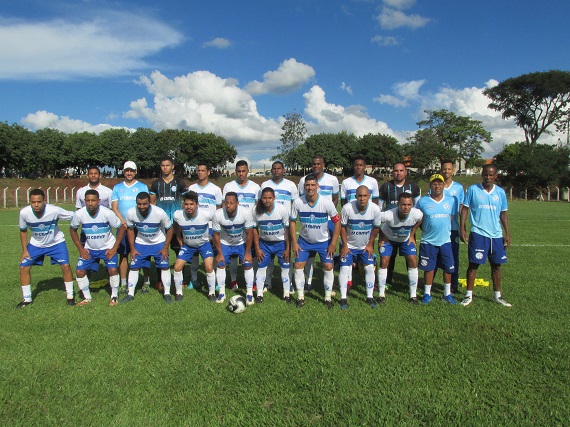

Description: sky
[1,0,569,168]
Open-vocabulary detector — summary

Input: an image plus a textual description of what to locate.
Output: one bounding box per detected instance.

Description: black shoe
[296,298,305,308]
[409,297,419,305]
[175,294,183,302]
[339,299,348,309]
[376,296,387,304]
[365,297,378,309]
[208,294,217,302]
[66,298,76,306]
[16,300,33,309]
[283,296,292,304]
[164,294,172,304]
[255,296,264,304]
[325,300,334,310]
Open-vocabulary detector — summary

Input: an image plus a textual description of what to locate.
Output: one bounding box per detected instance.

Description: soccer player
[290,174,341,309]
[253,187,291,303]
[111,161,149,293]
[120,192,174,304]
[172,191,217,301]
[260,161,298,290]
[70,189,126,306]
[76,166,113,209]
[222,160,261,291]
[17,188,75,307]
[378,162,421,288]
[440,160,465,293]
[212,192,255,304]
[338,186,382,309]
[377,193,423,304]
[187,162,223,289]
[411,174,457,304]
[297,155,339,291]
[459,164,512,307]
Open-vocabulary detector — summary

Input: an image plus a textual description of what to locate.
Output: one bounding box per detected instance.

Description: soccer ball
[228,295,246,313]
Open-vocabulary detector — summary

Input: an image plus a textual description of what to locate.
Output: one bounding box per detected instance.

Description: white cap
[123,161,137,170]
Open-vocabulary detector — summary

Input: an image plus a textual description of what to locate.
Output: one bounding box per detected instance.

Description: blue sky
[1,0,569,168]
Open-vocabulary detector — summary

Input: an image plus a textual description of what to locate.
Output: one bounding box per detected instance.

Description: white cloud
[374,79,425,107]
[340,82,353,95]
[377,7,430,30]
[383,0,416,10]
[21,110,126,133]
[244,58,315,95]
[202,37,232,49]
[371,35,400,46]
[0,12,183,80]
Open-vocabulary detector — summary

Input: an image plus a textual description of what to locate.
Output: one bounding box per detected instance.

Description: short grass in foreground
[0,201,568,426]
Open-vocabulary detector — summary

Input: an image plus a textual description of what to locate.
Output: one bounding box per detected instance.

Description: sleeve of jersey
[281,206,290,228]
[245,211,255,229]
[75,193,82,209]
[149,181,158,195]
[328,202,340,223]
[463,187,473,208]
[372,181,380,199]
[125,210,135,228]
[290,201,298,221]
[333,178,340,194]
[340,205,349,226]
[111,186,119,202]
[70,212,81,229]
[58,207,75,221]
[373,208,383,228]
[162,211,173,229]
[109,211,122,228]
[212,213,221,232]
[340,183,347,201]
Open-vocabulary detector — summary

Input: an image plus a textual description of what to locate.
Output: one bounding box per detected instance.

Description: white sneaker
[216,294,226,304]
[494,297,512,307]
[460,296,473,306]
[246,295,255,306]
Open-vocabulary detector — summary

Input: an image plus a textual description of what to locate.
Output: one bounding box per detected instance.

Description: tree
[417,109,490,169]
[484,70,570,145]
[357,133,402,172]
[99,128,132,176]
[404,128,458,171]
[277,110,306,169]
[303,131,357,170]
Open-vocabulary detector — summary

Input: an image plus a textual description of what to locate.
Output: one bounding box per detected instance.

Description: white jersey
[71,206,121,250]
[340,175,379,203]
[213,206,255,246]
[126,205,172,245]
[298,173,339,201]
[254,203,290,242]
[19,204,74,248]
[223,180,261,211]
[260,178,298,213]
[173,208,214,248]
[291,195,339,244]
[75,183,113,209]
[341,201,382,249]
[188,181,223,214]
[381,207,423,243]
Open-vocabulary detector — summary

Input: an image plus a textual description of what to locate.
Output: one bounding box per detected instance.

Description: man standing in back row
[460,164,511,307]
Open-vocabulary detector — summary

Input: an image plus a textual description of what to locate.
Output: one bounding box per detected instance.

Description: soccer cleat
[76,299,92,306]
[365,298,378,309]
[119,285,127,295]
[216,294,226,304]
[207,294,217,302]
[442,294,458,304]
[67,298,76,306]
[16,300,33,309]
[186,281,194,290]
[230,281,238,291]
[140,284,149,294]
[246,295,255,306]
[422,294,432,304]
[119,295,134,304]
[325,299,334,310]
[339,299,349,310]
[163,294,172,304]
[460,296,473,306]
[296,298,305,308]
[255,296,264,304]
[109,297,118,306]
[283,296,292,304]
[175,294,183,302]
[409,297,419,305]
[376,296,387,305]
[494,297,512,307]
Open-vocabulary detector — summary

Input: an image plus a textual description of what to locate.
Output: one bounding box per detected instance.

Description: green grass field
[1,201,568,426]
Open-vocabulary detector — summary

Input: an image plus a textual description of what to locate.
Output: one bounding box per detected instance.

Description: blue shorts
[20,241,70,267]
[468,232,507,265]
[177,242,214,263]
[258,240,289,268]
[76,249,118,272]
[218,243,252,268]
[130,242,170,269]
[340,248,375,267]
[419,242,455,273]
[295,238,334,264]
[380,239,417,258]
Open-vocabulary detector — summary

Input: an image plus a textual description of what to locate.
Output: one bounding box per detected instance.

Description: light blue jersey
[416,195,455,246]
[112,181,149,220]
[463,184,508,239]
[443,181,465,231]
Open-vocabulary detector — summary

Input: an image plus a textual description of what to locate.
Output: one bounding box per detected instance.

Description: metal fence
[2,186,77,208]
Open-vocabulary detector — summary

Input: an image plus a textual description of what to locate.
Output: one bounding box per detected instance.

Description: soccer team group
[16,154,512,309]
